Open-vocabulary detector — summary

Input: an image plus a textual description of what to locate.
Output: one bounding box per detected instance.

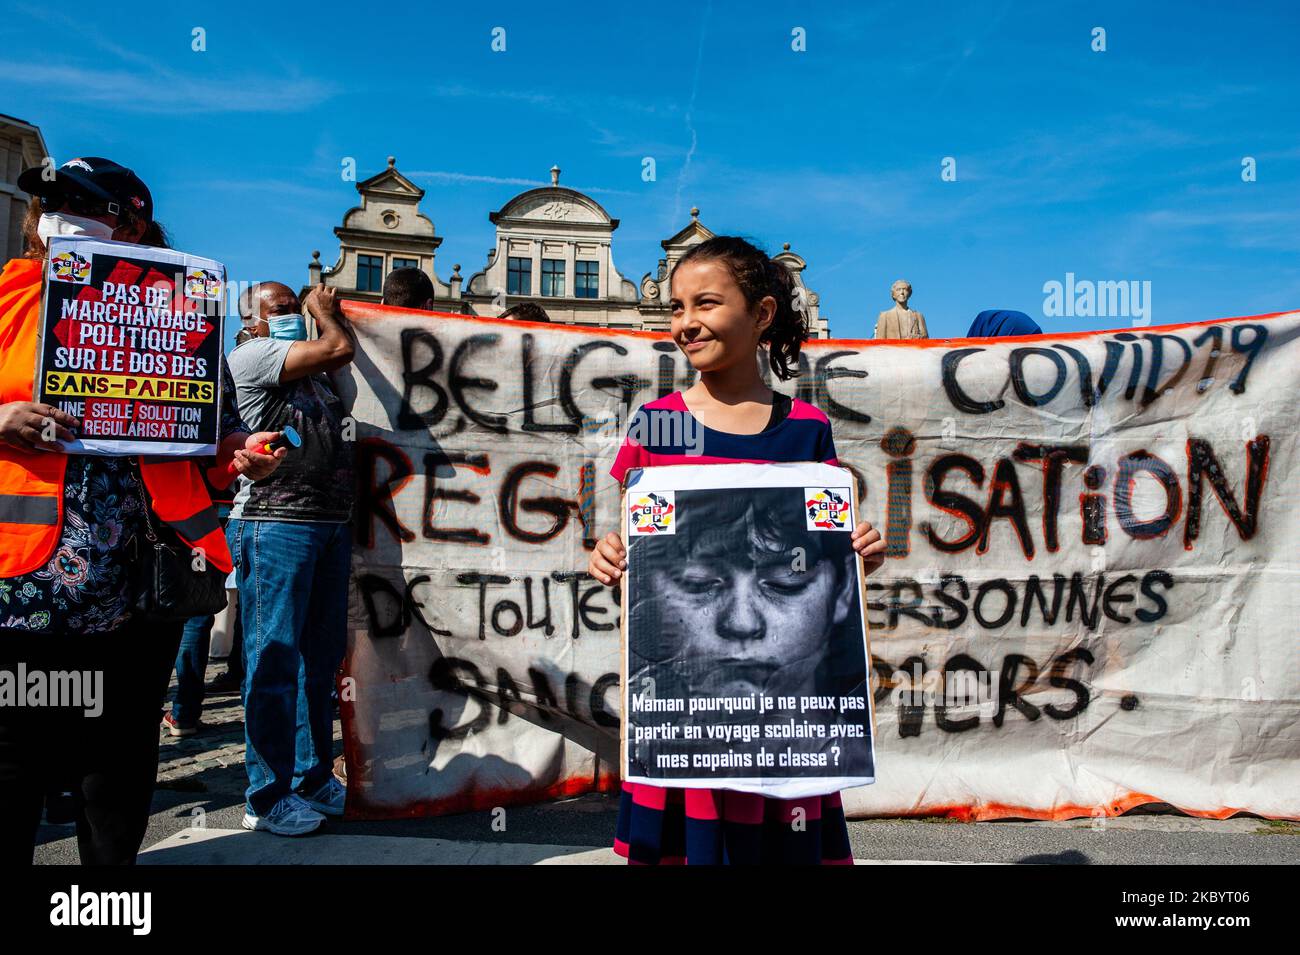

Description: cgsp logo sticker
[49,250,92,284]
[185,268,222,300]
[628,491,675,535]
[805,487,850,531]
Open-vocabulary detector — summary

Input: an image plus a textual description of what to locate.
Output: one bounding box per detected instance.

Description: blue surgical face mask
[261,313,307,341]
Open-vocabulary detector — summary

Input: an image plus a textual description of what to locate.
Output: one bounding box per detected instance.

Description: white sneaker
[301,777,347,817]
[242,794,324,836]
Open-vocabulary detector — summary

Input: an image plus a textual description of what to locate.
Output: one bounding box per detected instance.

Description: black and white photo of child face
[630,489,861,700]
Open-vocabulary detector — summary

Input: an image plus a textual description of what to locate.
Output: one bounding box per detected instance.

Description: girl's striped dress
[609,390,854,865]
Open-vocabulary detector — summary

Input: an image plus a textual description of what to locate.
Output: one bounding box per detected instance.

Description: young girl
[588,235,886,865]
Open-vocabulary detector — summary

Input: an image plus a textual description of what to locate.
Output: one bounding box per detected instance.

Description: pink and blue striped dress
[609,390,854,865]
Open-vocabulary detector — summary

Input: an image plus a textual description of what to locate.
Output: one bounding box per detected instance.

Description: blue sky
[7,0,1300,341]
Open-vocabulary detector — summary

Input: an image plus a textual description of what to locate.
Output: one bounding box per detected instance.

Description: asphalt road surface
[29,666,1300,865]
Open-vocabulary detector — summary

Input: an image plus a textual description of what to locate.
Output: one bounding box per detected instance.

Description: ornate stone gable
[309,157,449,304]
[309,160,829,335]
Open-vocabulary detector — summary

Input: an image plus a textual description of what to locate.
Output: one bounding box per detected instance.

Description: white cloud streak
[0,60,333,114]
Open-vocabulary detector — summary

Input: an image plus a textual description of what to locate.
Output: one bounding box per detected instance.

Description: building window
[541,259,565,297]
[392,257,418,272]
[357,254,383,292]
[575,260,599,299]
[508,257,532,295]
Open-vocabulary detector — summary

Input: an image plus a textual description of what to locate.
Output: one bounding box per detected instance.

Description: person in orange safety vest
[0,156,287,866]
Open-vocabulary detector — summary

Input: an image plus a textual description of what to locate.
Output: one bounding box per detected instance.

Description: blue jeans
[171,613,215,726]
[230,519,351,816]
[226,611,244,685]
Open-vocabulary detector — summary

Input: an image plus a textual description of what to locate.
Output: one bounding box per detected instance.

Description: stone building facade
[0,114,49,264]
[309,158,454,305]
[309,158,829,337]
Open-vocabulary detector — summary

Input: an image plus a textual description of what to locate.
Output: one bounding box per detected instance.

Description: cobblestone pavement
[156,659,344,797]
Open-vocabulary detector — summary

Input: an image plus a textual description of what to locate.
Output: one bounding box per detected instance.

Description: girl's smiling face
[670,259,775,373]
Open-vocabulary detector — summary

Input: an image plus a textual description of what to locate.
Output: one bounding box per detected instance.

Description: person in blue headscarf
[966,309,1042,338]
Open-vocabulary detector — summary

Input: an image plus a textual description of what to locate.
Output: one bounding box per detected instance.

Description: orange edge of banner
[342,300,1300,347]
[342,771,622,822]
[886,791,1300,823]
[339,755,1300,823]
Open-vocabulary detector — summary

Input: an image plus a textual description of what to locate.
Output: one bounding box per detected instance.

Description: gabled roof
[488,165,619,228]
[357,157,424,200]
[661,208,714,251]
[490,186,617,228]
[774,243,807,271]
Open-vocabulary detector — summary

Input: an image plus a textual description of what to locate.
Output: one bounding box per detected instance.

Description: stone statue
[874,279,929,340]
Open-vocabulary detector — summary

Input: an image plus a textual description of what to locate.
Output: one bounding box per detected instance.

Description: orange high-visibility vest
[0,257,233,577]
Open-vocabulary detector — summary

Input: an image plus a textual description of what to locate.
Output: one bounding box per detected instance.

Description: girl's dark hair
[672,235,808,380]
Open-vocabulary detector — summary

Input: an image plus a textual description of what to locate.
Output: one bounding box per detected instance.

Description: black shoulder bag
[132,472,229,621]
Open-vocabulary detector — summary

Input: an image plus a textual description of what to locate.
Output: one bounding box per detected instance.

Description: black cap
[17,157,153,225]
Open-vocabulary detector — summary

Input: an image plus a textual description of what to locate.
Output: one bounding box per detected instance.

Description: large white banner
[335,304,1300,822]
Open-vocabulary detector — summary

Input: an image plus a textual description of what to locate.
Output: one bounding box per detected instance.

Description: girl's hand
[588,531,627,586]
[0,401,79,451]
[851,520,886,576]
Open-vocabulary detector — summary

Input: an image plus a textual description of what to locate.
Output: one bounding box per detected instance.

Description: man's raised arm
[280,284,357,382]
